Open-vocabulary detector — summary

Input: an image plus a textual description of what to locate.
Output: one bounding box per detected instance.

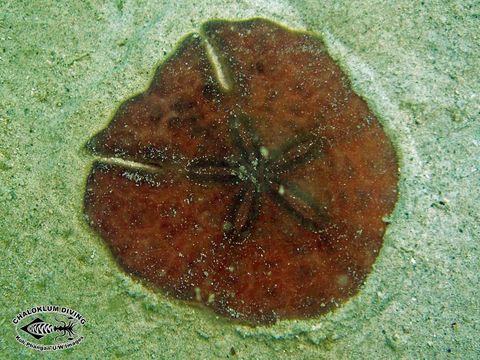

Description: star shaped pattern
[186,112,327,244]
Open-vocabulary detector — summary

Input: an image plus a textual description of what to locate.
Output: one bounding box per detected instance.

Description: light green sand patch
[1,1,479,358]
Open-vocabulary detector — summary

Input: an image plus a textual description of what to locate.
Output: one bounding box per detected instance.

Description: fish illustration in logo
[20,317,76,340]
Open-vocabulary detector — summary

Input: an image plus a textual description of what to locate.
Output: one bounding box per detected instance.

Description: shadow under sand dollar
[84,18,399,324]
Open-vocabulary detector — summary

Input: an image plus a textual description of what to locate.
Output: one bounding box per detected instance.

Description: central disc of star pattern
[83,18,399,324]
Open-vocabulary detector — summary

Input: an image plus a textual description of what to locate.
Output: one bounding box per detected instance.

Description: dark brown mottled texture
[84,19,398,324]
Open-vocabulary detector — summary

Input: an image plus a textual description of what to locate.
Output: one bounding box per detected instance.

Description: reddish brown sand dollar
[84,19,399,324]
